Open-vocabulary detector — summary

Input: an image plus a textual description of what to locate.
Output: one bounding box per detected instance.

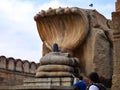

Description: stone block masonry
[0,55,38,86]
[111,1,120,89]
[116,0,120,12]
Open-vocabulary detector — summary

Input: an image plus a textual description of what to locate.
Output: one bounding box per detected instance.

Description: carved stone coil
[36,52,80,77]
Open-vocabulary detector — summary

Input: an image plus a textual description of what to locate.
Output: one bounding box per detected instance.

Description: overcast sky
[0,0,115,63]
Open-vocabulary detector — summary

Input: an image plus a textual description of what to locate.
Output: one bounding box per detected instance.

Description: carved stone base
[0,77,76,90]
[22,77,75,90]
[23,77,74,87]
[1,85,76,90]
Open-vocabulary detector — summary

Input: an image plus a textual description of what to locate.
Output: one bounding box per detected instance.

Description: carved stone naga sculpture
[34,7,89,55]
[34,7,113,86]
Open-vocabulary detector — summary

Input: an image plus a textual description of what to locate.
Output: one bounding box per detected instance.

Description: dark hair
[88,72,100,83]
[78,76,83,80]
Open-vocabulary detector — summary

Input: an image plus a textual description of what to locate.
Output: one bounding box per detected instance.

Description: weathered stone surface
[23,77,74,87]
[35,7,89,55]
[7,57,15,71]
[111,75,120,90]
[34,7,112,87]
[35,8,110,56]
[0,56,7,69]
[40,52,80,66]
[116,0,120,12]
[36,52,80,77]
[15,59,23,72]
[0,56,38,86]
[85,28,113,79]
[30,62,37,74]
[23,60,30,73]
[0,56,38,74]
[1,2,120,89]
[36,71,72,77]
[111,9,120,89]
[37,65,74,72]
[0,69,34,86]
[9,85,76,90]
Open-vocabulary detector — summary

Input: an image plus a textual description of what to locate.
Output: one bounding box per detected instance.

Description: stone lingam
[36,43,80,78]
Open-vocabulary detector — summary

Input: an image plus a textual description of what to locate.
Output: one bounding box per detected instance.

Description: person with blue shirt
[73,75,86,90]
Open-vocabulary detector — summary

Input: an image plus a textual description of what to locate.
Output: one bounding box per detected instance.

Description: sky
[0,0,115,63]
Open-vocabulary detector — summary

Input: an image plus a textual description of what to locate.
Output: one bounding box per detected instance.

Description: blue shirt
[73,80,86,90]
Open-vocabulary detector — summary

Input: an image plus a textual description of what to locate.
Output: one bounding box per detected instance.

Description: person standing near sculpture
[73,75,86,90]
[87,72,106,90]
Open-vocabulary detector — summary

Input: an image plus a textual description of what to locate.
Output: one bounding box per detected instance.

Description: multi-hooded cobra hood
[34,7,89,53]
[34,7,109,55]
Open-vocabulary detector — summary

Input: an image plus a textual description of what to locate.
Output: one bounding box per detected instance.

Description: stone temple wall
[111,0,120,90]
[116,0,120,12]
[0,56,38,86]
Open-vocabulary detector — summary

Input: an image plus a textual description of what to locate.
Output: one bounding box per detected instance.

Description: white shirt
[89,85,99,90]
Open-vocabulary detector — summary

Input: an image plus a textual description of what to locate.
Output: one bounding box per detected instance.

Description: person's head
[78,75,83,80]
[88,72,100,83]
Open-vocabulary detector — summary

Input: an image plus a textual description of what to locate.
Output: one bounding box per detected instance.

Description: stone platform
[0,86,76,90]
[0,77,77,90]
[23,77,74,87]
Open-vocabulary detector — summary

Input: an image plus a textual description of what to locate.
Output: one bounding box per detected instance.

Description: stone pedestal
[4,77,76,90]
[36,52,80,78]
[23,77,75,90]
[23,77,74,87]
